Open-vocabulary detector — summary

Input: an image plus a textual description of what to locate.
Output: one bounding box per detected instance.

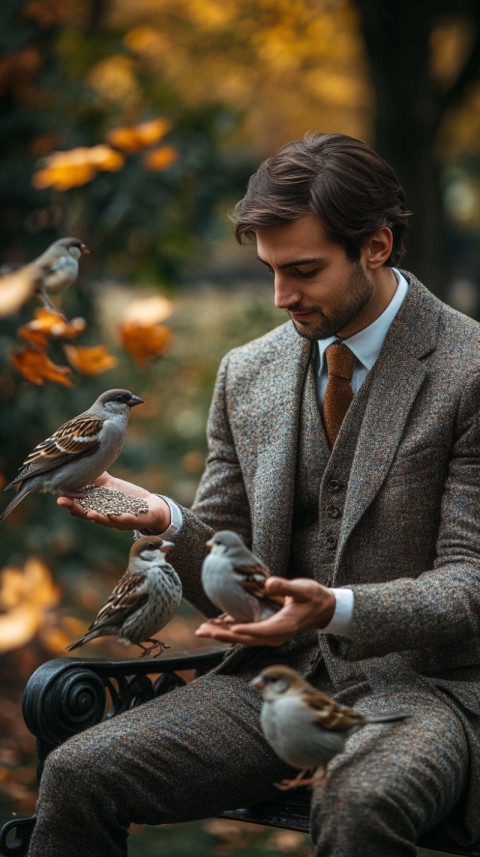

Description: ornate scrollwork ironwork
[0,648,225,857]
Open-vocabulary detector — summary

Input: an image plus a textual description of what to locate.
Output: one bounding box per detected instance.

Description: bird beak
[160,541,175,553]
[128,395,144,408]
[81,244,90,255]
[205,539,213,550]
[249,675,265,692]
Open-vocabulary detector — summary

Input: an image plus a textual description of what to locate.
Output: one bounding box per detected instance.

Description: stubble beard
[289,262,374,341]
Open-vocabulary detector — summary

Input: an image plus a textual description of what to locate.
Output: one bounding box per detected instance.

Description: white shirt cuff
[321,587,354,637]
[134,495,183,541]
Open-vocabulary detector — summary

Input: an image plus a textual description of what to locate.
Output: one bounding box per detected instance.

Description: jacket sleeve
[168,353,252,616]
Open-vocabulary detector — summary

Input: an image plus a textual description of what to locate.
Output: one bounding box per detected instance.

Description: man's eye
[294,268,319,279]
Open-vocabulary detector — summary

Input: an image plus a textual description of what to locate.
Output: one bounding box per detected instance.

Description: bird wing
[234,562,285,608]
[87,573,149,632]
[304,689,362,731]
[6,415,103,486]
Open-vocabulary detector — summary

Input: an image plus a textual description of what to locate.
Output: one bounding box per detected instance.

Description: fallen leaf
[64,343,118,375]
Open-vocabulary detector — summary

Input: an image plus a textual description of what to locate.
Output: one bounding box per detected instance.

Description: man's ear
[362,227,393,269]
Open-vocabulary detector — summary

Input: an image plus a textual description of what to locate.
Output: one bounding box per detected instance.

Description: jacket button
[327,504,341,518]
[329,479,342,492]
[326,534,337,550]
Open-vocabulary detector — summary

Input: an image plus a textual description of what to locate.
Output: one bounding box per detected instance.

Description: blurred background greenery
[1,1,480,854]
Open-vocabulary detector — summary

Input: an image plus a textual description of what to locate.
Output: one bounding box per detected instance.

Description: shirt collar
[317,268,409,372]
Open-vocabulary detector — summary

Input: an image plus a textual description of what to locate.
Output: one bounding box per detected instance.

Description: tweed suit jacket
[171,272,480,837]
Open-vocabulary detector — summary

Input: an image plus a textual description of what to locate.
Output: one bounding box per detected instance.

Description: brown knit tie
[323,342,355,448]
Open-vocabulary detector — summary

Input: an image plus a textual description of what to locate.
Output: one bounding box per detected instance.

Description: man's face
[255,214,376,340]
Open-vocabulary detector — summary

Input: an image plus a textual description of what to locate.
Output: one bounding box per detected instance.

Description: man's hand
[57,472,171,533]
[195,577,336,646]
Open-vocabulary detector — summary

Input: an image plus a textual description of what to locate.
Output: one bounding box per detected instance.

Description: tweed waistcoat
[288,350,374,588]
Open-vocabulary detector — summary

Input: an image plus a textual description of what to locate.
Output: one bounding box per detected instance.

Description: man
[30,133,480,857]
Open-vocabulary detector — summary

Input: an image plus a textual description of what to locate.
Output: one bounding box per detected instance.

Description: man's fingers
[265,576,312,598]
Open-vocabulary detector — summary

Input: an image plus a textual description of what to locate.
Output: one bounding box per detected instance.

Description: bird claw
[274,767,327,791]
[209,613,236,626]
[138,639,170,657]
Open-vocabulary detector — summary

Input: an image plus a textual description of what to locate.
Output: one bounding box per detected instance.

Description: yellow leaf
[0,558,60,654]
[0,266,35,318]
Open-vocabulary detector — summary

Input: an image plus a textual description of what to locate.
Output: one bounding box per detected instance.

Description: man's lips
[288,309,314,321]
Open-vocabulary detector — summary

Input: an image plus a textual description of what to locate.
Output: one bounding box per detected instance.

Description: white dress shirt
[147,269,409,637]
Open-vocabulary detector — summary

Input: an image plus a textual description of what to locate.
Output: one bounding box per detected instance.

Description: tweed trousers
[28,669,468,857]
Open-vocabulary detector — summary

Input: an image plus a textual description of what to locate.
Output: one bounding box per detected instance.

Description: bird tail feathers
[65,638,86,652]
[366,710,410,723]
[0,490,27,523]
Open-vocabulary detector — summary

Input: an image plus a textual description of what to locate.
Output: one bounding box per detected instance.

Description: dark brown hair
[230,132,410,265]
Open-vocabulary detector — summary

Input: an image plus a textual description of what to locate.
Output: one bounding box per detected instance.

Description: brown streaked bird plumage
[0,389,143,522]
[67,537,183,656]
[251,665,410,790]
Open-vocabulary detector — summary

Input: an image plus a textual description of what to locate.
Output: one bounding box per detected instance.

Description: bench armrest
[22,648,227,776]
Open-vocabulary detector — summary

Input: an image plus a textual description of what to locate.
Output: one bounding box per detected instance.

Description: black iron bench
[1,648,479,857]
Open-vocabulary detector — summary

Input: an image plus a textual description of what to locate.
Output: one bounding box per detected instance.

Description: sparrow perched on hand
[28,237,89,308]
[0,389,143,522]
[67,537,183,656]
[201,530,284,623]
[251,665,410,790]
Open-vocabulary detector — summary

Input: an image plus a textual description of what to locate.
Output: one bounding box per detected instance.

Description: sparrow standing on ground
[201,530,284,623]
[67,537,183,656]
[28,237,90,308]
[0,389,143,522]
[251,665,410,790]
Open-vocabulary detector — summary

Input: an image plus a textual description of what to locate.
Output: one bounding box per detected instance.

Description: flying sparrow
[1,388,143,522]
[201,530,284,623]
[251,665,410,790]
[27,237,90,308]
[67,537,183,656]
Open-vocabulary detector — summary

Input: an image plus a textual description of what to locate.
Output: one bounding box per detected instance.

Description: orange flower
[32,145,124,190]
[106,118,172,153]
[143,145,179,171]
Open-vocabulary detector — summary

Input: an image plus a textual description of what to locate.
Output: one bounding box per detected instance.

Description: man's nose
[273,273,302,309]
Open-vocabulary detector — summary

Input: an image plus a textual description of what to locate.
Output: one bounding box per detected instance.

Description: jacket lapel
[336,276,443,559]
[251,325,314,576]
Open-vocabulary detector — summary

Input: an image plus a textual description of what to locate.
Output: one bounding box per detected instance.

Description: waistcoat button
[326,504,341,518]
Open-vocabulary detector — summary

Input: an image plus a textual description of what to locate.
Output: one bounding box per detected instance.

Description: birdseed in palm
[77,486,149,516]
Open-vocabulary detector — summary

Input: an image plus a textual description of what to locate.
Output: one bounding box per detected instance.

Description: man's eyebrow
[256,255,324,269]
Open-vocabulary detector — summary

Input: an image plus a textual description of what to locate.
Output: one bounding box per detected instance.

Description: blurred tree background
[1,1,480,854]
